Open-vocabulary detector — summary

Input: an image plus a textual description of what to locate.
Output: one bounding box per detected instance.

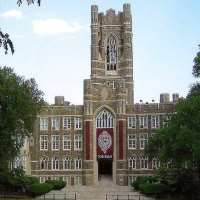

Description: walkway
[45,175,154,200]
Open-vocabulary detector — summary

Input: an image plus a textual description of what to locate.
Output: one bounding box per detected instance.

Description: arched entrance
[96,109,114,180]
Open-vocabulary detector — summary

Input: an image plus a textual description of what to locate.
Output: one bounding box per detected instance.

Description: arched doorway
[96,109,114,180]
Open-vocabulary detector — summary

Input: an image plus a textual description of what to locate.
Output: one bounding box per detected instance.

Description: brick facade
[30,4,177,186]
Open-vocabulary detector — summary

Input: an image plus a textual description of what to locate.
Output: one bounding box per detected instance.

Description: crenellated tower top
[91,4,132,26]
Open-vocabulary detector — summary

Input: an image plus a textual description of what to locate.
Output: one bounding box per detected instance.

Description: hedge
[140,182,171,195]
[45,180,66,190]
[28,183,53,197]
[131,176,157,191]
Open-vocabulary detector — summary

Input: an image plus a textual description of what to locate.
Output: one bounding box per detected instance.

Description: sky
[0,0,200,105]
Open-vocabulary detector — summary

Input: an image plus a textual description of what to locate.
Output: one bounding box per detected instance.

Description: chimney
[172,93,179,103]
[55,96,64,106]
[160,93,170,103]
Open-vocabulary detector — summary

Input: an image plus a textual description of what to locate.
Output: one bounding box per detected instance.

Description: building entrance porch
[98,159,112,181]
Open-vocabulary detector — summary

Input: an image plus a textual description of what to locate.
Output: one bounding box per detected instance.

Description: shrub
[140,182,171,195]
[45,180,66,190]
[131,176,157,191]
[28,183,53,197]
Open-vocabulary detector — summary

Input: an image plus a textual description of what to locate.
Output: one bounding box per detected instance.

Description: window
[74,176,82,185]
[151,115,160,128]
[63,157,71,170]
[96,110,113,128]
[51,117,60,130]
[63,176,71,185]
[51,135,60,150]
[40,135,48,151]
[63,117,71,130]
[74,158,82,170]
[162,114,171,127]
[12,157,23,169]
[63,135,71,150]
[40,118,48,131]
[40,157,48,170]
[40,177,46,183]
[152,158,160,169]
[107,81,116,89]
[74,135,82,151]
[74,117,82,129]
[140,157,148,169]
[139,115,148,129]
[128,134,136,149]
[128,176,136,186]
[128,116,136,128]
[128,157,136,169]
[52,157,59,170]
[51,176,59,181]
[106,35,117,71]
[139,133,148,149]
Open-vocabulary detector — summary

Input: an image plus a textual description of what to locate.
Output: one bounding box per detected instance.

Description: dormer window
[106,35,117,71]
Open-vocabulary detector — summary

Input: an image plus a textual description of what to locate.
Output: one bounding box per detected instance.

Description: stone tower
[83,4,134,185]
[90,4,134,104]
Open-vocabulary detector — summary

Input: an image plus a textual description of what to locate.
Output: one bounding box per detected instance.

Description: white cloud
[32,18,84,36]
[1,10,22,18]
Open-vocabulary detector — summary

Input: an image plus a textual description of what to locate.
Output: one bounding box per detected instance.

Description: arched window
[96,109,113,128]
[152,158,160,169]
[140,156,148,169]
[74,157,82,170]
[40,157,48,170]
[128,157,136,169]
[106,35,117,71]
[63,157,71,170]
[52,157,59,170]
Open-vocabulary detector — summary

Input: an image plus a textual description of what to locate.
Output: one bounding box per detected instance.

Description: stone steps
[44,176,154,200]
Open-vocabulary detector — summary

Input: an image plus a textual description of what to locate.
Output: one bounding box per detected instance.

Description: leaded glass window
[96,110,113,128]
[106,35,117,71]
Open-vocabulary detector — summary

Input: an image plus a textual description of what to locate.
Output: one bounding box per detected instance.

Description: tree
[17,0,41,6]
[188,82,200,98]
[146,96,200,176]
[0,66,44,170]
[188,45,200,97]
[0,0,41,54]
[0,31,14,54]
[192,45,200,78]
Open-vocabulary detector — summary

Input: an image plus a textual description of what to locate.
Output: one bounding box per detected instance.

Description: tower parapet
[123,3,132,24]
[91,5,98,25]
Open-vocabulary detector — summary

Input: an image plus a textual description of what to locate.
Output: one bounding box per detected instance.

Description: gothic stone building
[30,4,178,186]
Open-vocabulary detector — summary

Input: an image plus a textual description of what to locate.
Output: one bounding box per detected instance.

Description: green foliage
[0,1,41,54]
[17,0,41,6]
[0,31,14,54]
[156,168,194,193]
[188,45,200,97]
[0,66,44,169]
[131,176,157,191]
[132,169,198,196]
[144,94,200,196]
[188,82,200,98]
[24,176,39,185]
[0,167,39,193]
[146,96,200,169]
[192,45,200,78]
[27,183,53,197]
[45,179,66,190]
[140,182,170,195]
